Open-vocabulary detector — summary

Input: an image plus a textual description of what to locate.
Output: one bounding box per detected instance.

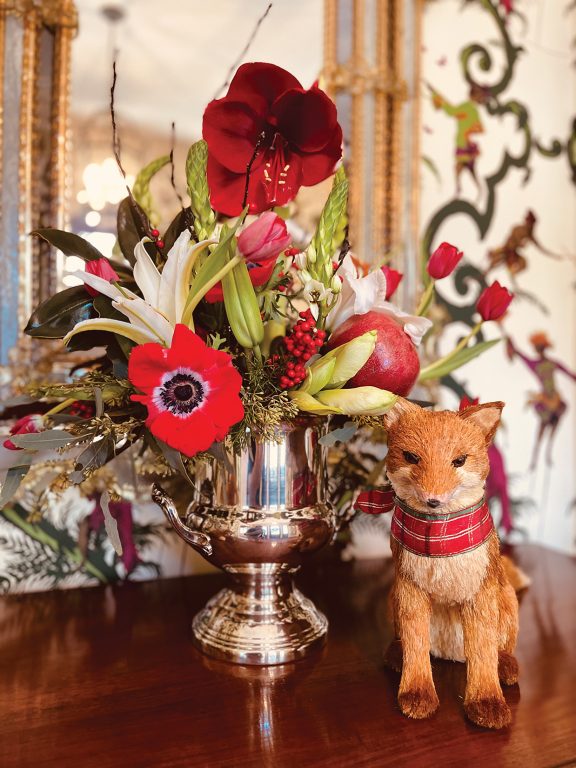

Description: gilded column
[0,0,77,393]
[322,0,419,272]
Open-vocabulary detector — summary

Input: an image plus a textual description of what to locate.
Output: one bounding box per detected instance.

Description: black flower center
[159,372,204,416]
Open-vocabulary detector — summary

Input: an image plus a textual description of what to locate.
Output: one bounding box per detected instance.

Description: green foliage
[132,155,170,226]
[116,195,153,266]
[32,229,104,261]
[186,140,216,240]
[418,338,501,382]
[310,166,348,278]
[25,286,96,339]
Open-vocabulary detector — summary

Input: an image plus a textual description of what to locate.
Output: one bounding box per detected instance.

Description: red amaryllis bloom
[459,396,479,411]
[381,265,403,300]
[203,62,343,215]
[206,212,290,303]
[427,242,463,279]
[128,324,244,457]
[477,281,514,321]
[84,258,119,296]
[3,414,43,450]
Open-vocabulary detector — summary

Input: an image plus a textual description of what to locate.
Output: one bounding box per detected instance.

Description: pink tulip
[381,265,403,300]
[84,258,120,297]
[3,414,44,450]
[427,242,463,279]
[477,281,514,321]
[237,212,292,263]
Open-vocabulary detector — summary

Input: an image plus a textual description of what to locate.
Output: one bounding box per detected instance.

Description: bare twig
[242,131,267,209]
[212,3,273,100]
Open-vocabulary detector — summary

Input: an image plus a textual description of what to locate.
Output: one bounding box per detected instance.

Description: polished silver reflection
[152,420,336,665]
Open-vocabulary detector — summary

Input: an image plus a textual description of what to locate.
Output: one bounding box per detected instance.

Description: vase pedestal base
[191,565,328,665]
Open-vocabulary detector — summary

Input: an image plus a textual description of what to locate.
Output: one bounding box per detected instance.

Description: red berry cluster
[270,310,326,390]
[150,228,165,250]
[68,401,96,419]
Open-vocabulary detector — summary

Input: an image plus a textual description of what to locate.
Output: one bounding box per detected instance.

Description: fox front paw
[498,651,519,686]
[398,685,439,719]
[465,696,511,729]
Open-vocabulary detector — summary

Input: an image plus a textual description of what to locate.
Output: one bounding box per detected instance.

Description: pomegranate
[327,311,420,396]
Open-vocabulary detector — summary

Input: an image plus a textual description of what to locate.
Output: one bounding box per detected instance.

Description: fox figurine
[382,398,521,729]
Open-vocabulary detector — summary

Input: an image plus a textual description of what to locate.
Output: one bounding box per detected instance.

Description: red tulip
[427,242,463,279]
[206,212,290,303]
[476,281,514,321]
[381,265,403,300]
[237,212,291,263]
[203,62,343,215]
[84,258,119,297]
[3,414,43,450]
[459,396,479,411]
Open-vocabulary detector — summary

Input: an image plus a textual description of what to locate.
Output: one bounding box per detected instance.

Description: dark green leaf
[32,229,104,261]
[24,286,95,338]
[117,195,152,266]
[163,207,193,253]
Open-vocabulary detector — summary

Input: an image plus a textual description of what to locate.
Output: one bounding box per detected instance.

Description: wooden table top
[0,544,574,768]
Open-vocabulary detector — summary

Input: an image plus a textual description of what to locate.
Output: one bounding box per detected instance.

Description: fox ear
[459,401,504,444]
[382,398,420,432]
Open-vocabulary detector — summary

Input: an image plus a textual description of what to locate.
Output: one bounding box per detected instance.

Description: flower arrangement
[0,62,514,515]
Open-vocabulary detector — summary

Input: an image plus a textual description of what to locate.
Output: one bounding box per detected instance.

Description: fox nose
[426,498,441,509]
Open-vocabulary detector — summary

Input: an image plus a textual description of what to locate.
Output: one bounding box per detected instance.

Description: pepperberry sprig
[271,310,326,390]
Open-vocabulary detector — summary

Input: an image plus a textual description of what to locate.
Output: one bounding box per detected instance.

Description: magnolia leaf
[70,437,112,483]
[25,286,95,339]
[0,457,33,507]
[94,387,104,419]
[32,229,104,261]
[117,195,152,266]
[319,421,358,447]
[100,490,123,556]
[316,387,397,416]
[418,338,501,382]
[10,429,83,451]
[163,207,193,253]
[300,356,337,396]
[132,155,170,224]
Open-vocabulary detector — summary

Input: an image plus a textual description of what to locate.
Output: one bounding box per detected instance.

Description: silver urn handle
[152,483,213,557]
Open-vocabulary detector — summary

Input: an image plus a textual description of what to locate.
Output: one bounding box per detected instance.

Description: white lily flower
[326,255,432,346]
[65,234,216,348]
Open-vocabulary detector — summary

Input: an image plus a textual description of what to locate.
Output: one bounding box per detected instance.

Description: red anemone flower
[203,62,343,215]
[128,324,244,457]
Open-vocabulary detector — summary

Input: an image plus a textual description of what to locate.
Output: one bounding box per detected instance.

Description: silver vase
[152,419,336,665]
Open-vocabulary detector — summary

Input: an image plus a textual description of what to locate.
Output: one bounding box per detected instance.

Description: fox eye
[403,451,420,465]
[452,455,467,468]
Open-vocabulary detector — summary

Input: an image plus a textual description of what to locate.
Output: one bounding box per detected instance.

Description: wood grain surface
[0,544,574,768]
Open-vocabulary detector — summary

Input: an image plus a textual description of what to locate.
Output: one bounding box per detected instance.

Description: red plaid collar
[390,496,493,558]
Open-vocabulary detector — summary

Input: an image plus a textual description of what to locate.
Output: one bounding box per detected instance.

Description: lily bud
[330,274,342,294]
[316,386,397,415]
[322,330,376,389]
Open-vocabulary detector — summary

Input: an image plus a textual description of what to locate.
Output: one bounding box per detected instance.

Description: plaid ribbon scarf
[390,496,494,558]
